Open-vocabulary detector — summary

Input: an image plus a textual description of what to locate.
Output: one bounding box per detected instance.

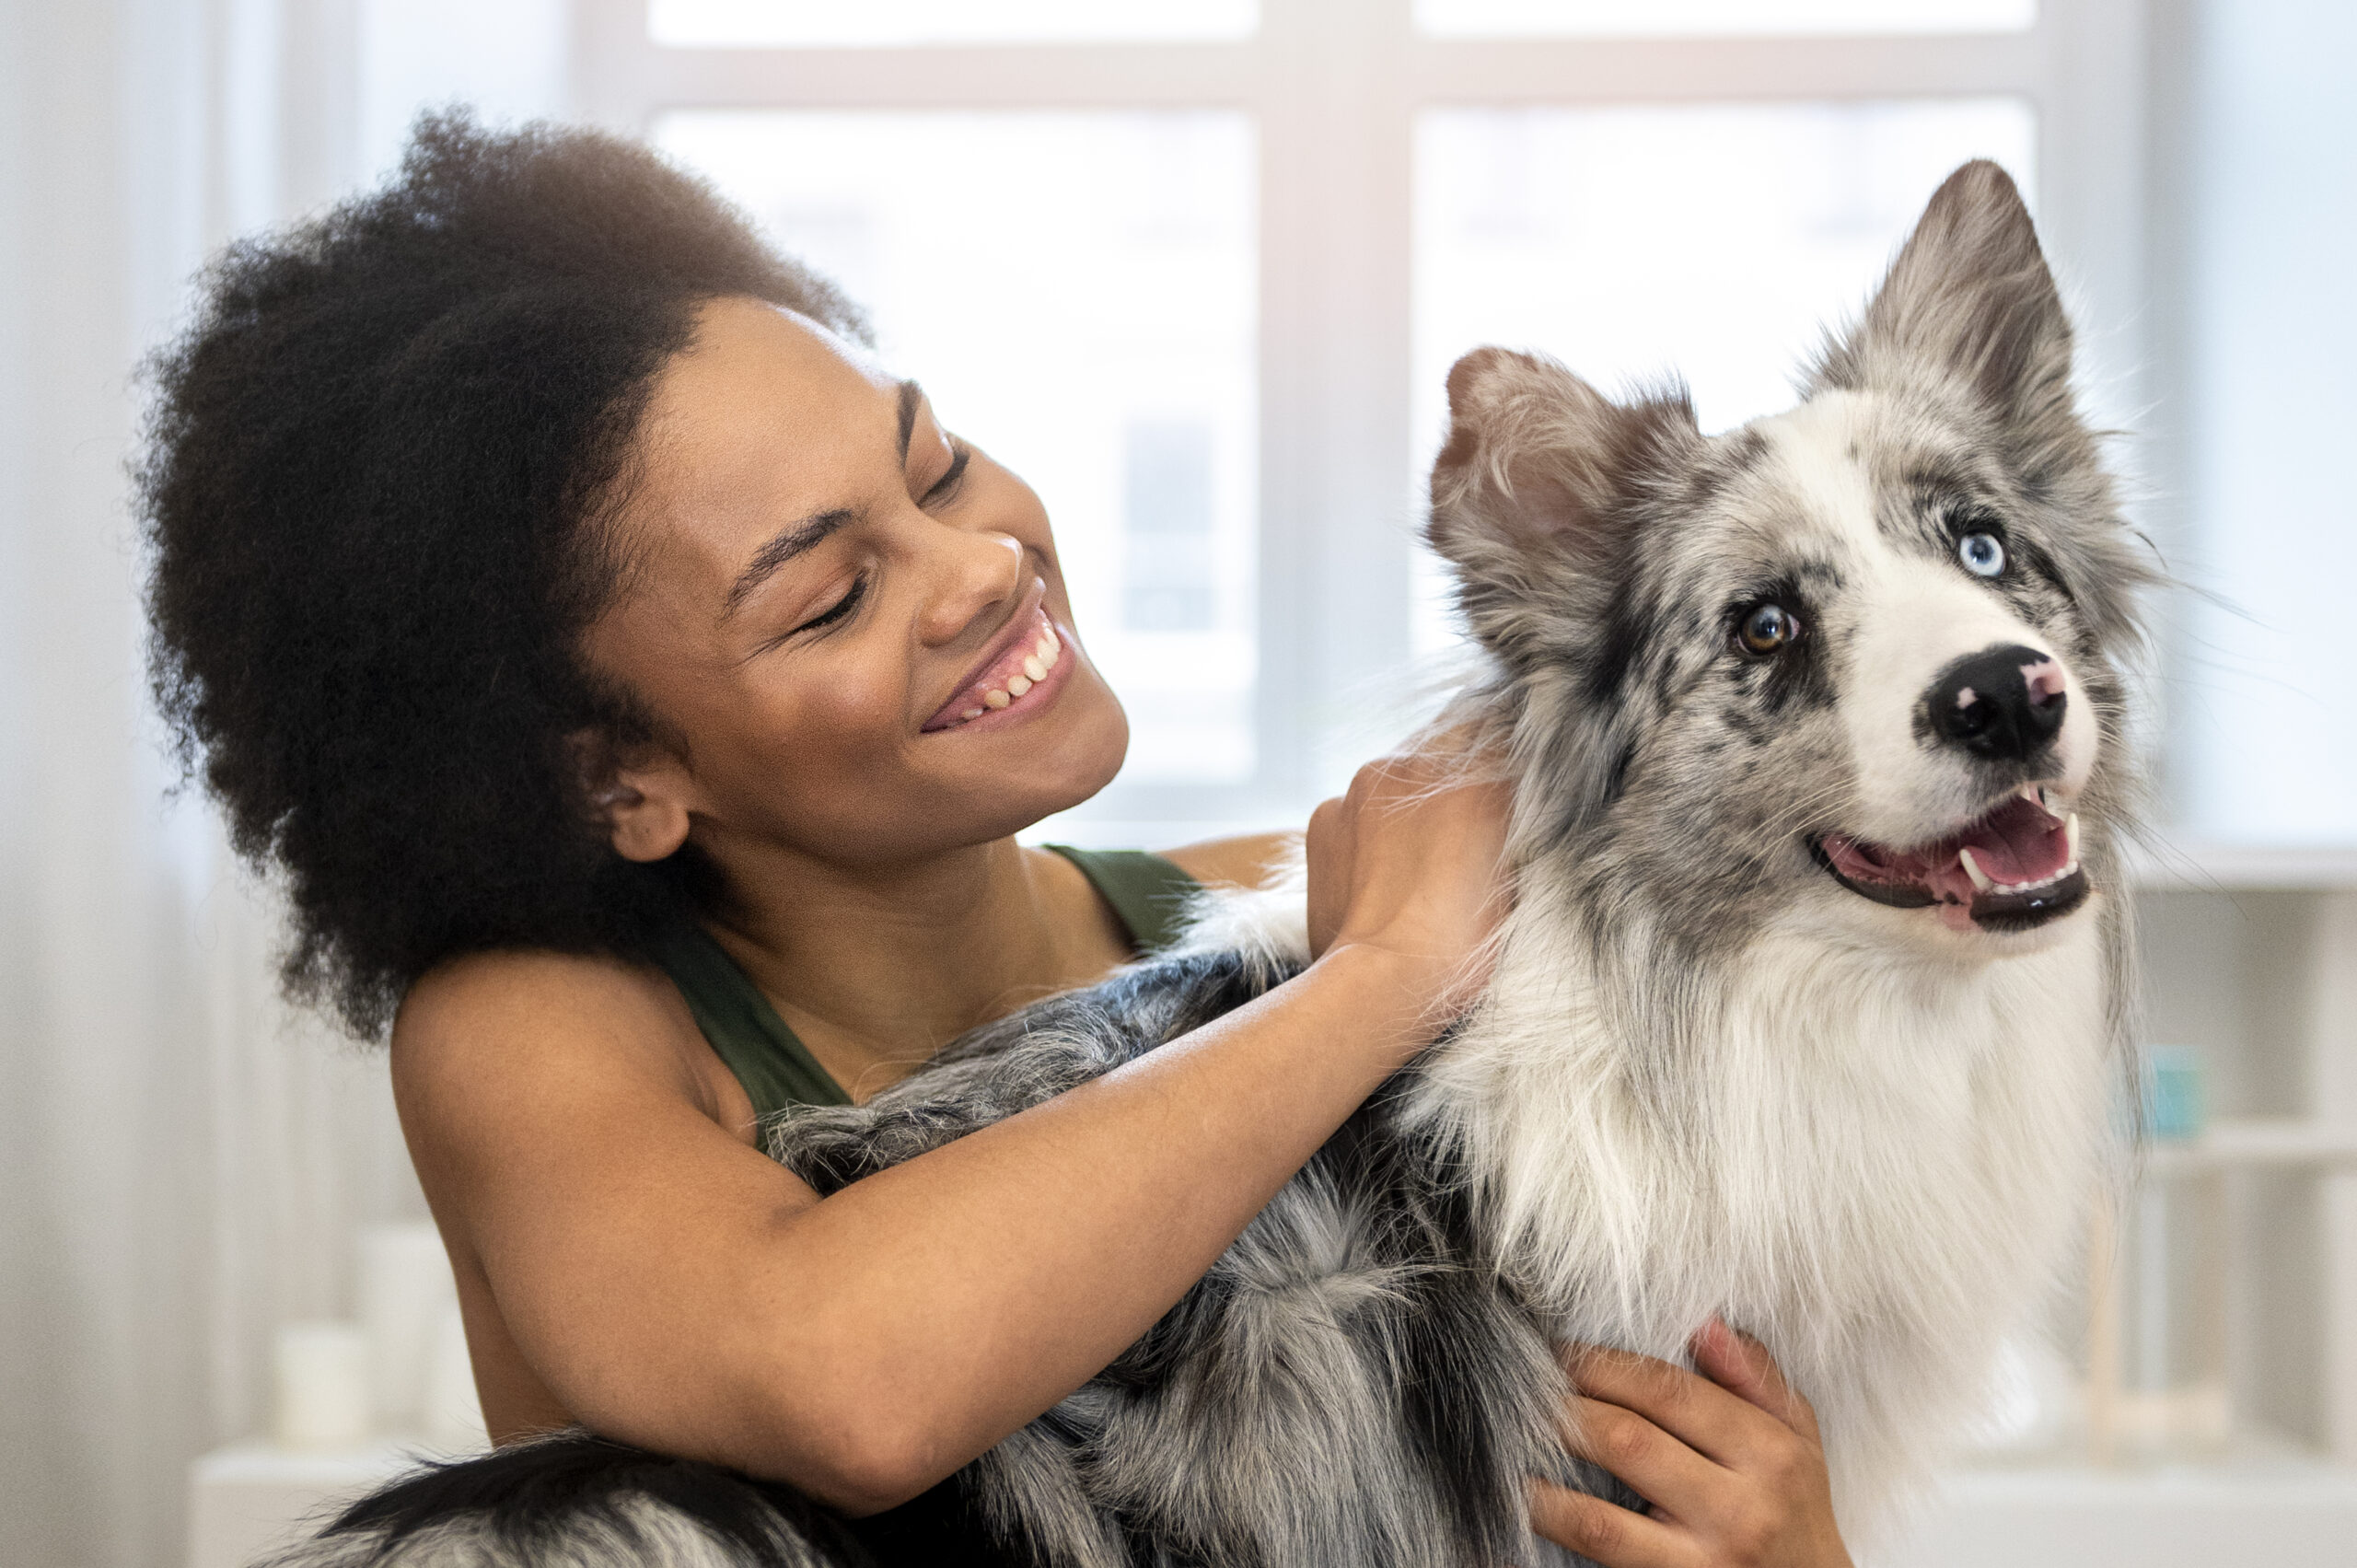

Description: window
[646,0,1259,48]
[575,0,2143,840]
[1416,0,2038,36]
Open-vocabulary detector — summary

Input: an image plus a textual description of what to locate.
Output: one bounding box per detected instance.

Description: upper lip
[923,577,1049,730]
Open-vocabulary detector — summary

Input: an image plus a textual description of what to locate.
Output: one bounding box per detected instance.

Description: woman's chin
[1019,684,1130,815]
[885,655,1130,849]
[972,681,1129,835]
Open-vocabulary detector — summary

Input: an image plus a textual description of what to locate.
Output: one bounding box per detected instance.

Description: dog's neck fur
[1403,864,2114,1529]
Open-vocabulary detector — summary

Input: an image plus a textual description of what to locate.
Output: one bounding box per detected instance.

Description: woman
[143,115,1851,1567]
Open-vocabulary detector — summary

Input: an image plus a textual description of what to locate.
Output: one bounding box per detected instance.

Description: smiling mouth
[1812,784,2090,933]
[921,609,1065,732]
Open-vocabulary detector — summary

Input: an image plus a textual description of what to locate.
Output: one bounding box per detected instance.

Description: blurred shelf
[1880,1453,2357,1568]
[2142,1117,2357,1175]
[189,1438,476,1568]
[2125,840,2357,891]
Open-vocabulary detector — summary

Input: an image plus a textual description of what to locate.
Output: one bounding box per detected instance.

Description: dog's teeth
[1958,847,1995,893]
[2065,813,2081,863]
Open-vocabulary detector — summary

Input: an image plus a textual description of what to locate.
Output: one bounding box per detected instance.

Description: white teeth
[2065,812,2081,863]
[1959,847,1996,893]
[942,622,1062,727]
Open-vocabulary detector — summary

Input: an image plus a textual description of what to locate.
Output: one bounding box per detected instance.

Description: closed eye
[793,573,868,635]
[920,441,970,507]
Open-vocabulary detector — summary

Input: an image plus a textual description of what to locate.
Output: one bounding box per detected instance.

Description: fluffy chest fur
[1412,883,2114,1527]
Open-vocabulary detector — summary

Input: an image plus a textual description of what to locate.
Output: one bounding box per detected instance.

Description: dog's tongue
[1948,793,2071,885]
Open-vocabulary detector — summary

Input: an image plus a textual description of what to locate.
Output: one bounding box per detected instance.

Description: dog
[270,159,2149,1568]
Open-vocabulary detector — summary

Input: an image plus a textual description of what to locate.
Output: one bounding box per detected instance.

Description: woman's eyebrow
[897,379,923,462]
[723,384,918,620]
[724,508,856,619]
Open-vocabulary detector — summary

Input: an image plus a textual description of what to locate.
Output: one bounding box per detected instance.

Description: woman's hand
[1533,1320,1854,1568]
[1304,738,1512,1009]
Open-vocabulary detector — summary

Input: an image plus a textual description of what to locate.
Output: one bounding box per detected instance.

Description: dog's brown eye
[1738,602,1799,656]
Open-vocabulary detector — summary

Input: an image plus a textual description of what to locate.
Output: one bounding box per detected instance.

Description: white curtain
[0,5,560,1566]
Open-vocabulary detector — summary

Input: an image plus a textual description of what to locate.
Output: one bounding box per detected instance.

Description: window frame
[572,0,2152,836]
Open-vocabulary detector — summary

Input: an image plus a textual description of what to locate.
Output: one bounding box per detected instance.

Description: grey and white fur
[270,160,2151,1568]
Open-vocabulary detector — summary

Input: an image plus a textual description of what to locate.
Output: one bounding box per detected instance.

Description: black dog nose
[1925,643,2066,761]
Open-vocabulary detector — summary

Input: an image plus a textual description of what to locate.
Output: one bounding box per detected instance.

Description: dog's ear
[1427,346,1696,584]
[1813,160,2071,423]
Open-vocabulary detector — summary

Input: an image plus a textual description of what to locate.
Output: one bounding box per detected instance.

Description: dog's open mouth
[1813,785,2089,933]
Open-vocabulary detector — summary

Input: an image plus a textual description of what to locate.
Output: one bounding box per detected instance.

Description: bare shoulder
[391,947,730,1150]
[1159,831,1301,891]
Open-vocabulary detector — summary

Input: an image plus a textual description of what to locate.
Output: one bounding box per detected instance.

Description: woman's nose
[917,529,1026,646]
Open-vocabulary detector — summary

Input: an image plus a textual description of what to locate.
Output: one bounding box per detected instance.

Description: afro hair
[140,110,867,1036]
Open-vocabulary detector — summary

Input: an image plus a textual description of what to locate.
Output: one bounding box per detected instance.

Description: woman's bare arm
[394,756,1506,1516]
[1159,830,1297,891]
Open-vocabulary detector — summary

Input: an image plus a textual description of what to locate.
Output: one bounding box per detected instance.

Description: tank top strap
[1040,845,1202,956]
[648,918,852,1117]
[652,850,1202,1127]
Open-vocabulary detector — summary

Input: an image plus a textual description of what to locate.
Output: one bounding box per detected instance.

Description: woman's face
[585,296,1129,877]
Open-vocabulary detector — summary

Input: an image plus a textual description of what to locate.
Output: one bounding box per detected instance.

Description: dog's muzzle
[1813,784,2089,934]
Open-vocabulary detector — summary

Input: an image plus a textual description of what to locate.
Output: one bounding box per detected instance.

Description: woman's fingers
[1301,740,1513,995]
[1559,1392,1721,1515]
[1568,1342,1786,1471]
[1690,1318,1822,1444]
[1546,1332,1853,1568]
[1529,1479,1690,1568]
[1304,794,1351,958]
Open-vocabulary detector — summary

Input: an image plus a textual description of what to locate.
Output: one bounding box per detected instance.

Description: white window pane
[357,0,566,182]
[2174,0,2357,845]
[1411,99,2036,656]
[650,0,1258,48]
[1417,0,2034,36]
[656,110,1260,786]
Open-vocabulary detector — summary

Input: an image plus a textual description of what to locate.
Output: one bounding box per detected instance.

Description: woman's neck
[695,834,1132,1101]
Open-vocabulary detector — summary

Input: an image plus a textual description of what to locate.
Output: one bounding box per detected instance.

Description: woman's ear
[575,731,696,863]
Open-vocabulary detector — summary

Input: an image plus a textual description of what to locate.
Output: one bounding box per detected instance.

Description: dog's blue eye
[1957,531,2006,578]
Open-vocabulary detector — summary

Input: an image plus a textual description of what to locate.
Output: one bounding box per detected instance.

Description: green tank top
[650,846,1202,1119]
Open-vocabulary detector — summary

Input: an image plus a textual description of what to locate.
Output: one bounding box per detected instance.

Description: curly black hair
[140,111,867,1037]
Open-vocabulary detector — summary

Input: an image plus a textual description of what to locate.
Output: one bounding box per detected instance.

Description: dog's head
[1430,161,2152,953]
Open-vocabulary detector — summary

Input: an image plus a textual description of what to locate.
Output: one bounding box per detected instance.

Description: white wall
[2167,0,2357,844]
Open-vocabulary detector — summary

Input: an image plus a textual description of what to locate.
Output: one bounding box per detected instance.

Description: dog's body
[275,161,2149,1568]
